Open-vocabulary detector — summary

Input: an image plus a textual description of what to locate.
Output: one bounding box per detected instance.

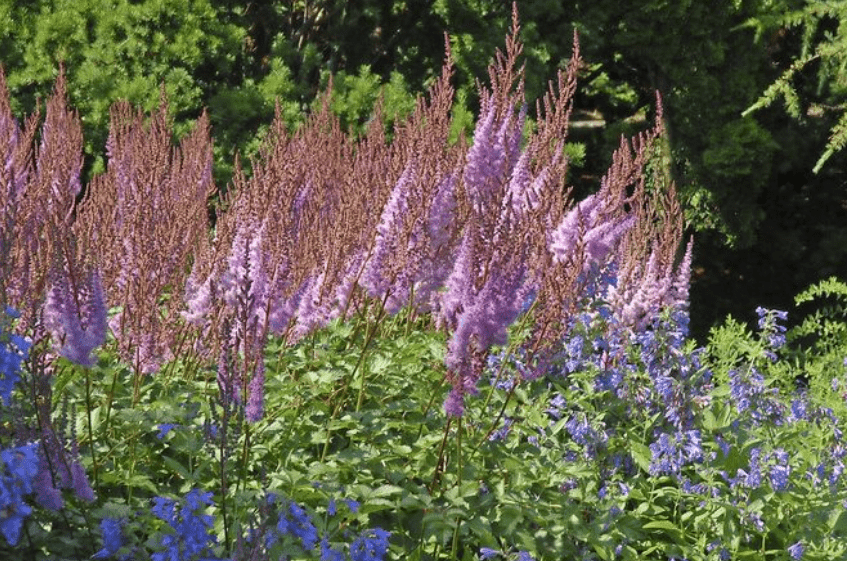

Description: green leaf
[630,441,652,473]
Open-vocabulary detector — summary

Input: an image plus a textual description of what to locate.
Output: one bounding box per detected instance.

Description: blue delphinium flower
[349,528,390,561]
[93,518,126,559]
[787,541,804,560]
[0,442,38,546]
[0,308,28,406]
[157,424,179,440]
[151,489,220,561]
[480,547,500,559]
[320,536,345,561]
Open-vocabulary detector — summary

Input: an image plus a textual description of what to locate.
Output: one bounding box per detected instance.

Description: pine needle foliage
[743,1,847,172]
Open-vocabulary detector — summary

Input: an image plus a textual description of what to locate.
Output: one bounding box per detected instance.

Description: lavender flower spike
[43,265,107,367]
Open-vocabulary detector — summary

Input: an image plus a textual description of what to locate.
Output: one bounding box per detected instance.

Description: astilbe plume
[0,69,38,310]
[524,101,689,382]
[187,58,461,418]
[76,95,214,374]
[439,9,580,415]
[359,54,463,317]
[547,104,662,274]
[2,70,113,369]
[1,70,88,339]
[42,261,107,366]
[358,54,462,315]
[184,166,276,420]
[604,107,693,331]
[185,95,361,418]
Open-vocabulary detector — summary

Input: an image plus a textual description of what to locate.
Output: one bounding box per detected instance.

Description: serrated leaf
[629,441,652,473]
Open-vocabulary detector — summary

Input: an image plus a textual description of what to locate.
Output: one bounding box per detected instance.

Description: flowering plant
[0,5,845,561]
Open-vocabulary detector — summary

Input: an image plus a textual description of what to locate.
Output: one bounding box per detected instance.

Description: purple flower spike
[443,389,465,418]
[43,265,107,367]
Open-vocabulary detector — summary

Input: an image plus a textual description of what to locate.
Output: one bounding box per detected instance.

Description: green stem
[404,284,416,338]
[450,515,462,560]
[84,367,99,488]
[321,293,390,461]
[219,407,231,552]
[456,415,463,487]
[103,364,120,431]
[238,422,251,494]
[470,381,518,459]
[417,375,446,442]
[430,417,452,493]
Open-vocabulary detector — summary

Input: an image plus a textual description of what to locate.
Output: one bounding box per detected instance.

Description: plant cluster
[0,6,845,561]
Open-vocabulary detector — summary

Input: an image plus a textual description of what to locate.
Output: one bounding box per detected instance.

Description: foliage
[743,1,847,173]
[786,277,847,415]
[0,0,244,176]
[0,5,846,561]
[3,278,847,559]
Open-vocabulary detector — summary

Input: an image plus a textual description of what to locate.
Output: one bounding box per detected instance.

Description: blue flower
[648,430,703,476]
[545,393,567,420]
[157,424,179,440]
[488,416,513,441]
[0,495,31,547]
[789,397,808,422]
[480,547,500,559]
[1,443,38,494]
[320,536,345,561]
[93,518,125,559]
[0,443,38,546]
[756,307,788,359]
[273,499,318,551]
[787,541,804,560]
[349,528,390,561]
[0,321,28,406]
[344,498,360,513]
[151,489,219,561]
[288,502,318,551]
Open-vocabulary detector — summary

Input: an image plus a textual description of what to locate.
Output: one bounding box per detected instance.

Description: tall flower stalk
[75,96,215,377]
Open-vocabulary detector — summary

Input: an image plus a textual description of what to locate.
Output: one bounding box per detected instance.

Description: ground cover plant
[0,7,846,561]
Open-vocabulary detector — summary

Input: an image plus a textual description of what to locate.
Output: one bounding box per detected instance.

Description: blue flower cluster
[151,489,223,561]
[0,306,29,406]
[755,307,788,361]
[0,443,38,546]
[90,486,388,561]
[262,492,389,561]
[0,307,38,547]
[93,518,129,560]
[480,547,536,560]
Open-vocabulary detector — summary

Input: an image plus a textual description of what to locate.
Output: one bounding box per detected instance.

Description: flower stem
[84,367,99,488]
